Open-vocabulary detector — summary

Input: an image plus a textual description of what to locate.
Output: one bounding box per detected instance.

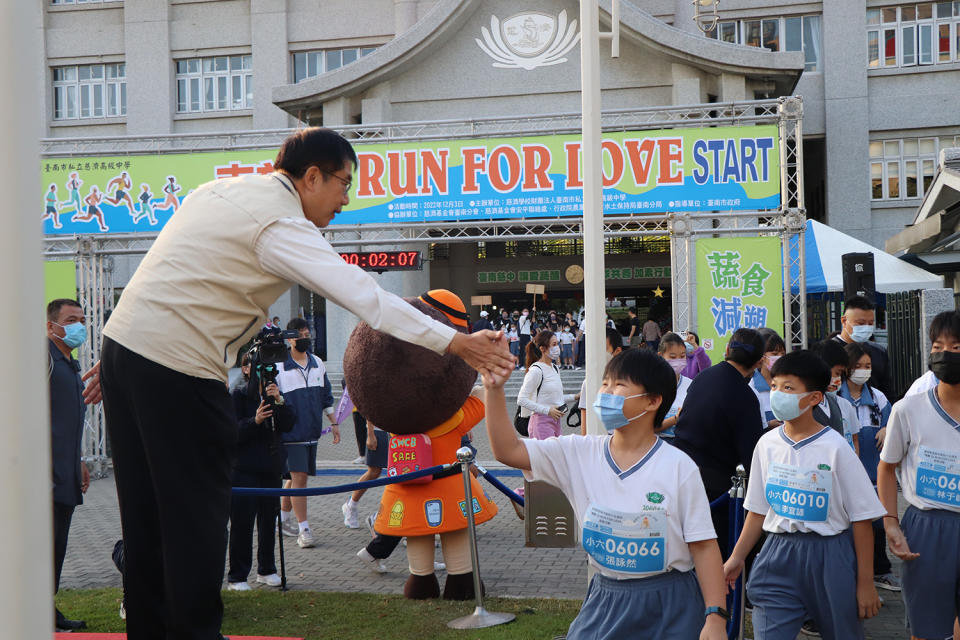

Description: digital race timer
[339,250,423,271]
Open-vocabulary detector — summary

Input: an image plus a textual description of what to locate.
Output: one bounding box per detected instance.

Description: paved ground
[63,382,912,638]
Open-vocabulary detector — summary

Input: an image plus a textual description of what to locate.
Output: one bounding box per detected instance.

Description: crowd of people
[44,124,960,640]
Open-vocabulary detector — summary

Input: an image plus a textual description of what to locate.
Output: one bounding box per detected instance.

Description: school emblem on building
[476,10,580,70]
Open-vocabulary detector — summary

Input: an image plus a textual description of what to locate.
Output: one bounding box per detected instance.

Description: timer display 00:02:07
[338,250,423,271]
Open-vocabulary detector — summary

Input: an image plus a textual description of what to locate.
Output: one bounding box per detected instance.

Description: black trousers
[53,501,75,594]
[228,470,279,583]
[366,533,402,560]
[872,518,891,576]
[100,337,237,640]
[353,412,367,457]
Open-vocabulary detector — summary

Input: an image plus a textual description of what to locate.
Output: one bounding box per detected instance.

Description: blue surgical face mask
[592,392,648,432]
[769,390,814,422]
[53,321,87,349]
[850,324,875,343]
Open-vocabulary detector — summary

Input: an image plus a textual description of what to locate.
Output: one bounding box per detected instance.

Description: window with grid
[52,63,126,120]
[292,46,378,83]
[867,2,960,68]
[870,135,960,200]
[705,15,822,72]
[176,55,252,113]
[51,0,118,4]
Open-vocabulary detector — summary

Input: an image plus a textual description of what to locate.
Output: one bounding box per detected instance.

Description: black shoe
[800,620,821,637]
[55,609,87,631]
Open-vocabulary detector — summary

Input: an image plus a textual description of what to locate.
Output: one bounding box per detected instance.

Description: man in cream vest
[84,128,514,640]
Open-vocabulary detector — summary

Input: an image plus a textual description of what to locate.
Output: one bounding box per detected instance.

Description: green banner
[695,237,784,364]
[44,260,77,305]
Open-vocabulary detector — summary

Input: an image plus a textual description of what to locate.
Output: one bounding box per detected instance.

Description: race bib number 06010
[765,462,832,522]
[916,446,960,508]
[581,504,666,574]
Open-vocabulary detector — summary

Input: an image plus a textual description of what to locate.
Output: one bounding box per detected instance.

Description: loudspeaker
[842,253,876,302]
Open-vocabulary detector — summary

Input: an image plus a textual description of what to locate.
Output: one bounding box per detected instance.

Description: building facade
[39,0,960,367]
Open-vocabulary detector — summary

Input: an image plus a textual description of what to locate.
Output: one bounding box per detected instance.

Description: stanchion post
[277,503,288,592]
[447,447,515,630]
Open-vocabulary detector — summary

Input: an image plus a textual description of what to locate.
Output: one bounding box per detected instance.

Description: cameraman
[226,352,294,591]
[276,318,339,549]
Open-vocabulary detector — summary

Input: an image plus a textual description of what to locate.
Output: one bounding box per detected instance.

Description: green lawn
[57,589,580,640]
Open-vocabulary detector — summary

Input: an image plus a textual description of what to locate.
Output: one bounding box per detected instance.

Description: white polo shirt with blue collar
[881,387,960,513]
[745,425,885,535]
[522,435,716,580]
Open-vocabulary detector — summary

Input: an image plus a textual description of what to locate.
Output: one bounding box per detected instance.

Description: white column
[581,1,606,436]
[252,0,293,129]
[1,2,53,637]
[124,0,173,134]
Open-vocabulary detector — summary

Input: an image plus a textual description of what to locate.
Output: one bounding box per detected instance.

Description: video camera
[246,327,298,411]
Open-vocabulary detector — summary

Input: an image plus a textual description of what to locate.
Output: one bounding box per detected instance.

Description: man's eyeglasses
[320,169,352,195]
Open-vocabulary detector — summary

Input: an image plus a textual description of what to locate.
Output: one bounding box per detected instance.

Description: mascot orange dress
[343,290,498,600]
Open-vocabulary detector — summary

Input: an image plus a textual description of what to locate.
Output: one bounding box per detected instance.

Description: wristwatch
[704,606,730,621]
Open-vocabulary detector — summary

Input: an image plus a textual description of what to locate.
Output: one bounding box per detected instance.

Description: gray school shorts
[283,442,318,475]
[901,506,960,639]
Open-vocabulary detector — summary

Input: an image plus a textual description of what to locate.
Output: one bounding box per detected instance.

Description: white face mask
[848,369,871,385]
[548,345,561,360]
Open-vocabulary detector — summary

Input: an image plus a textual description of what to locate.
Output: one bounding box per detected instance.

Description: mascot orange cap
[419,289,470,329]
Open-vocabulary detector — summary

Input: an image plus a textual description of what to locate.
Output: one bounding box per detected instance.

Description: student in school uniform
[723,350,885,640]
[656,332,692,439]
[484,347,728,639]
[878,310,960,640]
[750,333,786,430]
[838,342,898,592]
[811,340,861,454]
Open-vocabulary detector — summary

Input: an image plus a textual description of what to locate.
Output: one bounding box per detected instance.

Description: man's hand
[884,522,920,561]
[81,464,90,494]
[81,361,102,405]
[857,582,882,619]
[254,400,273,425]
[447,330,515,380]
[331,423,341,445]
[263,383,280,401]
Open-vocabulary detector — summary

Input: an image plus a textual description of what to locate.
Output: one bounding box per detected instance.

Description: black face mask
[930,350,960,385]
[294,338,311,353]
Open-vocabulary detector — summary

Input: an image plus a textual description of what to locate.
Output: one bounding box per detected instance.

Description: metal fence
[887,290,924,400]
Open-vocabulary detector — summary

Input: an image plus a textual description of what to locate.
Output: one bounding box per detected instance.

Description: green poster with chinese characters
[695,237,784,364]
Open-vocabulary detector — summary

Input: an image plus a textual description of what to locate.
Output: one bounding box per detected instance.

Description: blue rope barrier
[232,464,452,496]
[474,464,524,506]
[709,492,730,510]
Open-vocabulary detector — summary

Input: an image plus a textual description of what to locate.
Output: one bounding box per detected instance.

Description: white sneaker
[352,456,365,464]
[342,500,360,529]
[279,517,299,538]
[357,547,388,573]
[256,573,282,587]
[226,581,251,591]
[297,528,315,548]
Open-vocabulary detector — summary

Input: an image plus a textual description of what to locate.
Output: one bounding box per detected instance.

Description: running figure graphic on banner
[134,184,158,225]
[104,171,135,212]
[75,186,109,232]
[64,172,84,215]
[161,176,181,212]
[43,184,63,229]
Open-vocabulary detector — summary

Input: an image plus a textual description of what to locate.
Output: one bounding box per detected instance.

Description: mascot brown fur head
[343,291,476,434]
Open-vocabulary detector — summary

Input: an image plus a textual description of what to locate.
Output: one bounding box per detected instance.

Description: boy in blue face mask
[481,349,728,640]
[723,351,885,640]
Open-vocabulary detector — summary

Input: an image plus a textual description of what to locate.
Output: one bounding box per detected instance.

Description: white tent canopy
[790,220,943,293]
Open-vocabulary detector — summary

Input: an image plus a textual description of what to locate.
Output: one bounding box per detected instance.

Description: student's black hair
[725,328,764,367]
[658,332,685,354]
[763,333,786,354]
[286,317,309,332]
[770,350,831,393]
[274,127,358,179]
[844,295,876,312]
[810,339,848,370]
[929,310,960,344]
[628,306,637,315]
[603,348,677,428]
[755,327,777,344]
[605,327,624,353]
[843,342,870,371]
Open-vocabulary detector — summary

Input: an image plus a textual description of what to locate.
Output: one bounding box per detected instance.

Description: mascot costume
[343,289,498,600]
